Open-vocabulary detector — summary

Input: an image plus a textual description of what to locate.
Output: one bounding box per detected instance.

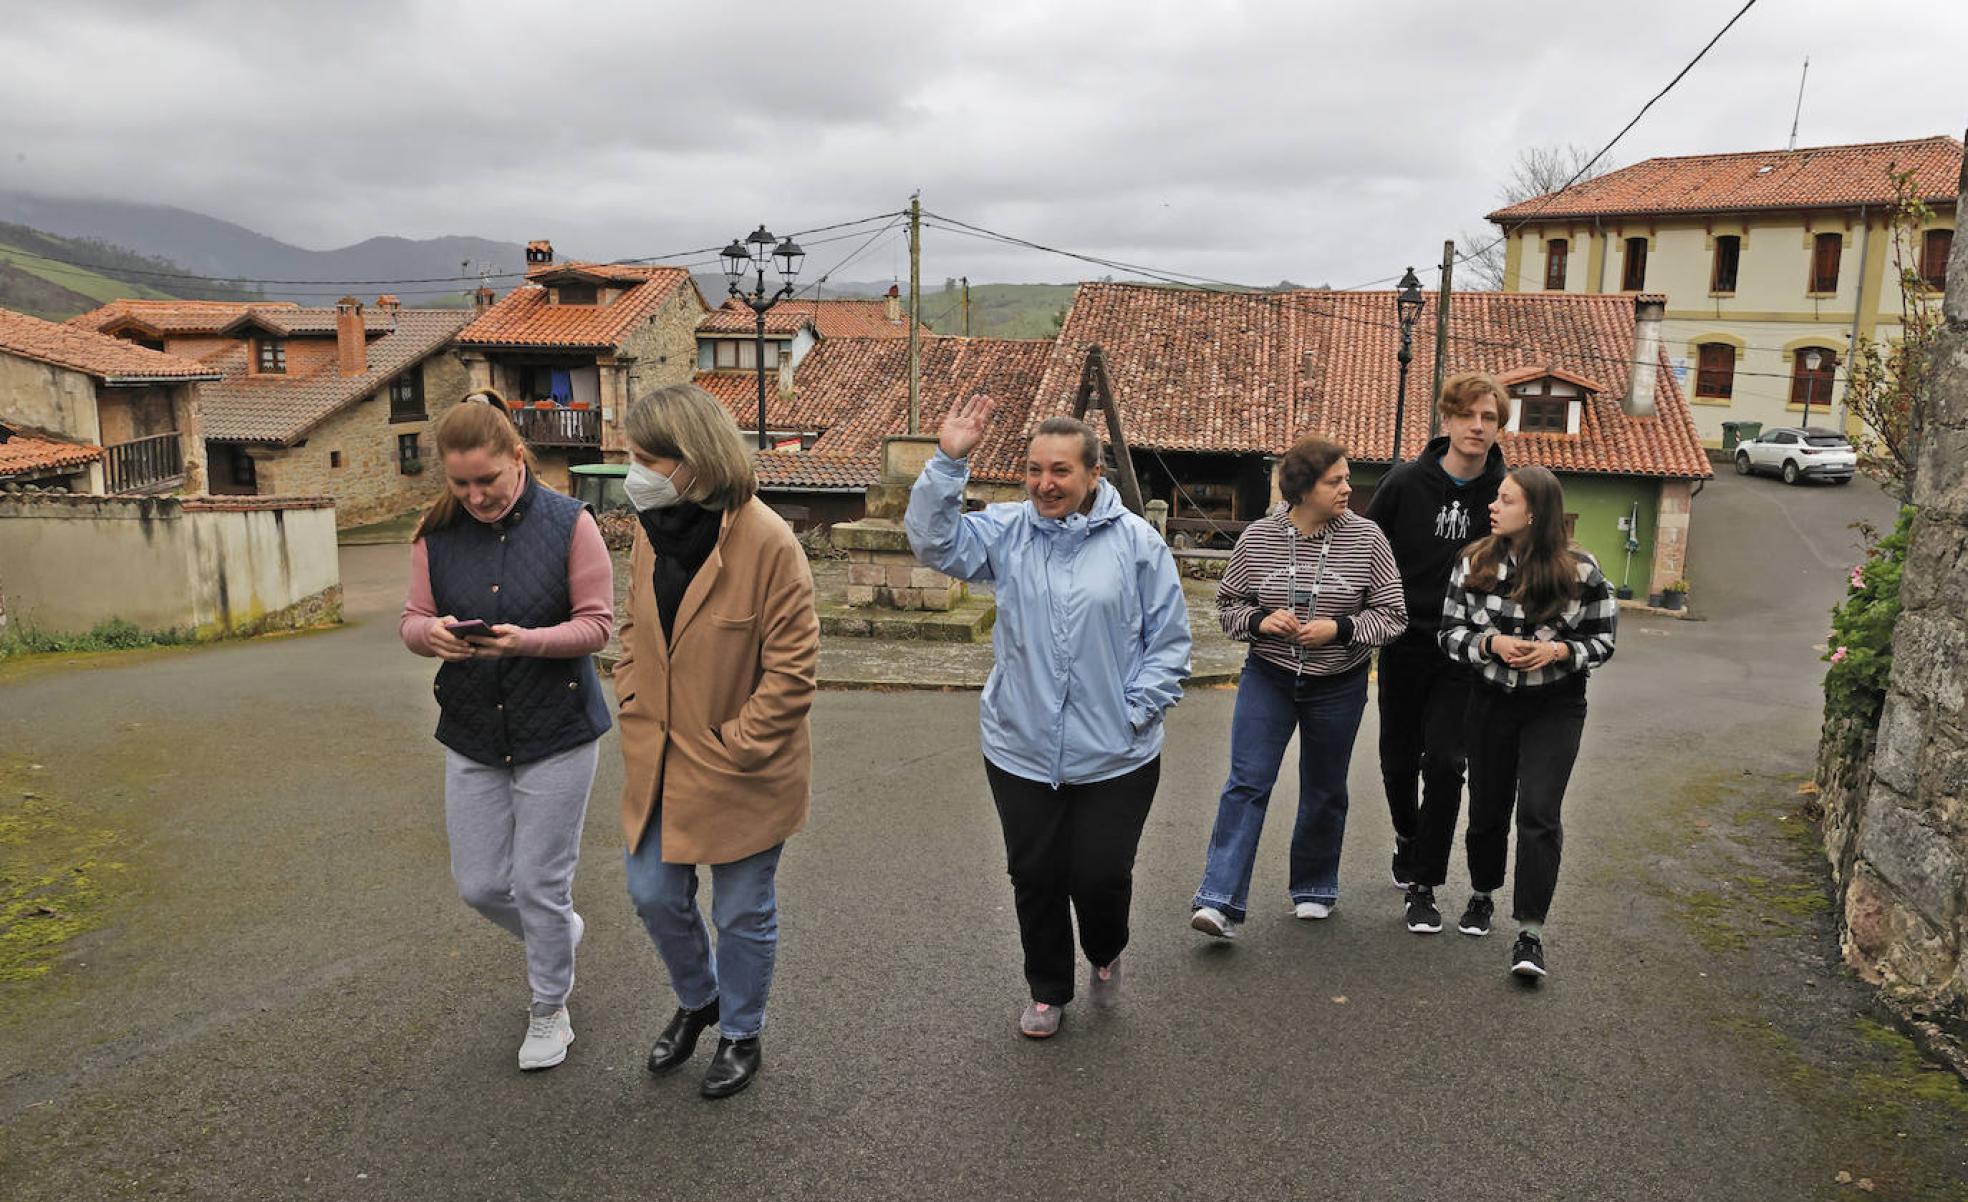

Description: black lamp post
[1800,347,1825,429]
[721,225,805,450]
[1392,267,1427,464]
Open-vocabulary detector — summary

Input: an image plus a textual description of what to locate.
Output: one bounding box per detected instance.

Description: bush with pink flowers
[1822,506,1913,762]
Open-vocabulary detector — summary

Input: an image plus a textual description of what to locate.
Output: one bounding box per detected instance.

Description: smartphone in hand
[444,619,493,639]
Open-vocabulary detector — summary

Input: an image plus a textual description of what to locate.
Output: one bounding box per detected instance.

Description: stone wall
[1827,161,1968,1020]
[0,492,341,638]
[250,350,472,528]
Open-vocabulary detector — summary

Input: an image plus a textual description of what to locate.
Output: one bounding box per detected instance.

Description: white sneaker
[1294,901,1333,920]
[571,910,585,949]
[518,1006,574,1070]
[1190,906,1238,939]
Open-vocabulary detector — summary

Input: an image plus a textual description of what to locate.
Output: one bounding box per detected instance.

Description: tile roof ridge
[1629,134,1961,164]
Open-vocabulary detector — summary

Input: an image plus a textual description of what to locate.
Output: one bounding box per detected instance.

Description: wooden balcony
[104,431,185,494]
[512,406,601,448]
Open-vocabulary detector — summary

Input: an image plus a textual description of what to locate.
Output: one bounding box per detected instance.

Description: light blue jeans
[624,825,785,1041]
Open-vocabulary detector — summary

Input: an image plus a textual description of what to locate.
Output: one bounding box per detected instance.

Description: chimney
[526,239,554,265]
[376,293,400,314]
[473,285,496,312]
[1624,294,1663,417]
[777,351,795,398]
[885,283,901,323]
[335,296,367,377]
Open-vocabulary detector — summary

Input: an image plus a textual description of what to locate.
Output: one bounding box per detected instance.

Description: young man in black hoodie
[1365,372,1509,936]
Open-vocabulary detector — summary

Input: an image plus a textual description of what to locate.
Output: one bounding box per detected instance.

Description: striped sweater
[1439,550,1618,692]
[1216,508,1407,676]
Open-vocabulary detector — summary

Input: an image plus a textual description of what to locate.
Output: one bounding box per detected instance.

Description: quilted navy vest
[425,474,611,766]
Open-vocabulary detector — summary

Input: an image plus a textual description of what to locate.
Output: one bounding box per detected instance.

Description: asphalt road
[0,469,1945,1201]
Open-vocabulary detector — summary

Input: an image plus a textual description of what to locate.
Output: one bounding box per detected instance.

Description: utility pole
[907,192,922,435]
[1430,239,1454,439]
[961,275,971,338]
[1788,57,1809,151]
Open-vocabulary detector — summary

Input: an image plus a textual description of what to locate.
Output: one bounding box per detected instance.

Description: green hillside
[0,221,260,320]
[916,282,1080,340]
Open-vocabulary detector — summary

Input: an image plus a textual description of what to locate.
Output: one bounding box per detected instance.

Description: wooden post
[1430,239,1454,440]
[1071,345,1146,514]
[907,193,922,435]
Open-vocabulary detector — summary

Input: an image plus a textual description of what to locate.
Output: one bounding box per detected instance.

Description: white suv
[1734,427,1857,486]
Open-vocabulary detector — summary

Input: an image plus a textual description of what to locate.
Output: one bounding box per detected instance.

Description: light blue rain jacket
[906,450,1193,786]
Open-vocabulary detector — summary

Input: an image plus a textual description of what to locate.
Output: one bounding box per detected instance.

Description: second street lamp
[723,225,803,450]
[1392,267,1427,464]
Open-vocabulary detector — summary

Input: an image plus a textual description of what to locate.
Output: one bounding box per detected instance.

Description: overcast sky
[2,0,1962,289]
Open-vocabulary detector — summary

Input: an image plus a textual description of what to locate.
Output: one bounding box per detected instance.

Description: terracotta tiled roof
[0,421,102,478]
[67,299,396,338]
[697,297,913,339]
[199,310,472,443]
[1487,135,1963,221]
[1031,283,1711,480]
[752,451,879,492]
[457,264,696,349]
[0,305,222,383]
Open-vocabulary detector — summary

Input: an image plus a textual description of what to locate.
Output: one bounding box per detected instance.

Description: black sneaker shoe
[1457,895,1495,937]
[1510,931,1548,979]
[1403,885,1442,934]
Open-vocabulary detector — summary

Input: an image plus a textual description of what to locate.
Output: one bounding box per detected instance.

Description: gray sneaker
[1190,906,1239,940]
[1089,958,1122,1007]
[1019,1001,1062,1039]
[518,1006,573,1070]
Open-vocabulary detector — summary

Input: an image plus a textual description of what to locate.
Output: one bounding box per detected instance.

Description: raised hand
[938,394,995,460]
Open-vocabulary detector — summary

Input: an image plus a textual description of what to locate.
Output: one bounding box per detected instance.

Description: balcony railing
[512,406,601,448]
[104,431,185,494]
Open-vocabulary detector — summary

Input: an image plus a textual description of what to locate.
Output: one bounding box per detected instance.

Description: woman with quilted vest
[615,382,819,1101]
[399,390,614,1072]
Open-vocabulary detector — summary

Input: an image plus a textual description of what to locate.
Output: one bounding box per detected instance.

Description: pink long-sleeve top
[399,503,614,659]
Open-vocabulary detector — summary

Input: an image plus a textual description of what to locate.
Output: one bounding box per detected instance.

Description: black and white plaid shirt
[1439,550,1617,692]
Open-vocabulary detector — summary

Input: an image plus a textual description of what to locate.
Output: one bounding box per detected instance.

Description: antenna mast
[1787,57,1809,151]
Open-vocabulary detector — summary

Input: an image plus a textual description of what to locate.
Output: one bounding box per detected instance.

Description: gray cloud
[2,0,1961,288]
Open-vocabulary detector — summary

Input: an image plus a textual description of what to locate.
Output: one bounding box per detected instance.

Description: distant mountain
[0,220,262,320]
[0,191,523,305]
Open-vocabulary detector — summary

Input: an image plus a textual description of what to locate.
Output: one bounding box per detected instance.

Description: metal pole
[907,193,922,435]
[1430,240,1454,440]
[961,275,970,338]
[1838,204,1870,435]
[1394,322,1414,464]
[754,306,768,450]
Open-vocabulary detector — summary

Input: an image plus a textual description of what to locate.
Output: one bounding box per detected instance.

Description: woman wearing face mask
[1438,466,1616,981]
[1189,436,1407,941]
[906,396,1192,1040]
[614,382,818,1099]
[399,390,614,1071]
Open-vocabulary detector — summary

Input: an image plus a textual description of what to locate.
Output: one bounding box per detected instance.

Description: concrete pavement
[2,470,1963,1200]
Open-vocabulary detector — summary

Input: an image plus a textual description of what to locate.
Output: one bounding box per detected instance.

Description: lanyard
[1286,520,1333,666]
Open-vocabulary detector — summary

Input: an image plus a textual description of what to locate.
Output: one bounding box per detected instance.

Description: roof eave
[1487,195,1958,224]
[102,372,225,386]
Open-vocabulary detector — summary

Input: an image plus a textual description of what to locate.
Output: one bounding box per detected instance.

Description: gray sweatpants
[444,740,599,1008]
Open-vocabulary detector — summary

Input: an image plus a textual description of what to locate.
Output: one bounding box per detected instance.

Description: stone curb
[1874,995,1968,1088]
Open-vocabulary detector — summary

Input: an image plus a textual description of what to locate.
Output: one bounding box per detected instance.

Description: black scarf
[638,503,723,640]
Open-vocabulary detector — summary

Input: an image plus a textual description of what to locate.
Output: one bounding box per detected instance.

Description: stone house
[1489,135,1961,446]
[692,290,917,446]
[68,297,472,528]
[454,252,707,488]
[0,418,104,493]
[0,305,220,494]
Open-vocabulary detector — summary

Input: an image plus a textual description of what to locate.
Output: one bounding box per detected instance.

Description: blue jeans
[1193,655,1370,921]
[623,826,785,1041]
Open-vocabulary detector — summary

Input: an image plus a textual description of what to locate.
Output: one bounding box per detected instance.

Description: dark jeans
[1465,675,1588,924]
[1191,655,1370,921]
[1377,634,1475,887]
[985,756,1160,1006]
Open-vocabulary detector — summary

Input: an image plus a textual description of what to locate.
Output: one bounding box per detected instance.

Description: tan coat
[614,499,818,863]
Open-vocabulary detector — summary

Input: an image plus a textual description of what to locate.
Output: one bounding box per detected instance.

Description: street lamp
[723,224,804,450]
[1801,347,1824,429]
[1392,267,1427,464]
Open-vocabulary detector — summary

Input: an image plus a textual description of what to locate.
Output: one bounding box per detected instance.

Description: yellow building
[1489,136,1960,447]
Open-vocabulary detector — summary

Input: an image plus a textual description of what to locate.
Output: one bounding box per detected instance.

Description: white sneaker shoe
[1190,906,1239,939]
[519,1006,574,1070]
[1294,901,1333,920]
[571,910,585,949]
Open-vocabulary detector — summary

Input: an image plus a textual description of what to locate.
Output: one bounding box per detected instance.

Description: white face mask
[625,462,682,511]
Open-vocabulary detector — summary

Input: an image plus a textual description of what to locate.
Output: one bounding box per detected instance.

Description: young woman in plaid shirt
[1438,465,1616,980]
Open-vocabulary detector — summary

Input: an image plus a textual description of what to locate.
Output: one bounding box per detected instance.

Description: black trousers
[985,756,1160,1006]
[1465,675,1587,924]
[1376,634,1475,886]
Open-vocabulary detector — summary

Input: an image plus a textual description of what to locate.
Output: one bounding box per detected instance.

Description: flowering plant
[1822,506,1913,762]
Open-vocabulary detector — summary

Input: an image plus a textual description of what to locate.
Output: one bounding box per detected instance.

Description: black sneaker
[1510,931,1548,979]
[1458,895,1495,937]
[1403,885,1442,934]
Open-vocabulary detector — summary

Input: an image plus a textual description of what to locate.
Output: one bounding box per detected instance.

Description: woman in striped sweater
[1190,436,1407,940]
[1437,466,1616,980]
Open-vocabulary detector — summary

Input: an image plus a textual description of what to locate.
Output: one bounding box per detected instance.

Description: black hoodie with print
[1364,433,1508,640]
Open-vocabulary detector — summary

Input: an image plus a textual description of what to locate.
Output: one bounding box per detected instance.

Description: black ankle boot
[699,1036,761,1099]
[646,1000,719,1074]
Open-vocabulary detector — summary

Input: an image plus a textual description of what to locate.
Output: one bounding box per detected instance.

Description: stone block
[1901,519,1968,613]
[918,586,953,612]
[1857,782,1967,934]
[881,435,942,484]
[1913,423,1968,519]
[829,520,914,553]
[884,563,919,589]
[909,567,949,589]
[1870,696,1926,796]
[864,482,913,522]
[1888,613,1968,722]
[891,587,923,610]
[846,562,886,587]
[846,584,877,607]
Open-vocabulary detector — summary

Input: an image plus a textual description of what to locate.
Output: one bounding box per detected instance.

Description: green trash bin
[1720,421,1741,450]
[1734,421,1763,445]
[568,462,630,512]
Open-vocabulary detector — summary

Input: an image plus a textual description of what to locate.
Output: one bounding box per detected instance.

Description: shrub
[1821,506,1914,762]
[0,618,190,659]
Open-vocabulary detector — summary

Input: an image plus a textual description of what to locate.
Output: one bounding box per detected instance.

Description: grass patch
[0,619,191,660]
[0,760,125,983]
[1854,1019,1968,1118]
